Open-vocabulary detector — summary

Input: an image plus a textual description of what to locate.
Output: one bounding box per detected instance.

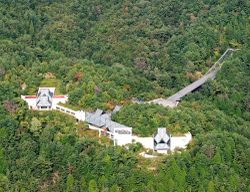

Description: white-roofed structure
[85,109,132,146]
[36,88,54,110]
[21,88,191,150]
[21,87,68,110]
[133,128,192,154]
[153,128,171,153]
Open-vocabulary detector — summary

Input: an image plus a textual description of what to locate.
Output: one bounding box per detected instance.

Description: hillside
[0,0,249,191]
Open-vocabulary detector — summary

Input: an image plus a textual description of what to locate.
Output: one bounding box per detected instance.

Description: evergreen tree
[66,174,74,192]
[80,176,87,192]
[212,150,222,164]
[207,181,215,192]
[88,179,98,192]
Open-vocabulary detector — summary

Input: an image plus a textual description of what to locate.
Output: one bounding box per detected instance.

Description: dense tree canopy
[0,0,249,191]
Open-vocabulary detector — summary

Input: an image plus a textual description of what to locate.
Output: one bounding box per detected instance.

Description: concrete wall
[54,105,86,123]
[132,132,192,153]
[88,124,103,131]
[22,94,192,150]
[75,110,85,121]
[113,127,132,146]
[132,136,154,149]
[21,96,37,109]
[170,132,192,151]
[52,96,68,108]
[54,105,76,116]
[22,95,68,110]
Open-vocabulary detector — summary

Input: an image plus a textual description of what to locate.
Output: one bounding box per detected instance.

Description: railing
[206,48,238,74]
[55,104,77,117]
[147,48,239,107]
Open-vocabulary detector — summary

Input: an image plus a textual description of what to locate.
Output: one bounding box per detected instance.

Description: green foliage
[0,149,6,175]
[66,174,75,192]
[0,0,249,191]
[30,117,41,136]
[113,103,190,136]
[39,79,63,95]
[80,176,87,192]
[207,181,215,192]
[88,179,98,192]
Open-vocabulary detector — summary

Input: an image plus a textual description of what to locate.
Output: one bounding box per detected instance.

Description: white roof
[36,88,53,107]
[154,128,170,143]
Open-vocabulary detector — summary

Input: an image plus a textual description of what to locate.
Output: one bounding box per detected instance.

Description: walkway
[148,48,238,108]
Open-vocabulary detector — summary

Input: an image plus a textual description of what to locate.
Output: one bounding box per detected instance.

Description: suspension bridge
[148,48,238,108]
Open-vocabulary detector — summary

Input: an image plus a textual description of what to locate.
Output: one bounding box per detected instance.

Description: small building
[36,88,53,110]
[153,128,171,153]
[86,109,132,146]
[21,87,68,110]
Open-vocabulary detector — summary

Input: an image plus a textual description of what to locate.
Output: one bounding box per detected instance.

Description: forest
[0,0,249,191]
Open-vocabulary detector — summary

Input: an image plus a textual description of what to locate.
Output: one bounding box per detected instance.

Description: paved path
[148,48,238,108]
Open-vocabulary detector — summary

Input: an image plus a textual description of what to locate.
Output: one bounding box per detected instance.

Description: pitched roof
[154,128,170,143]
[85,111,106,127]
[155,143,170,150]
[95,108,104,116]
[85,109,130,133]
[36,89,53,107]
[154,128,171,151]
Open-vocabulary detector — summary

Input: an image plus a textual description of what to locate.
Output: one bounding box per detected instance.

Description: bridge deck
[167,70,217,102]
[148,48,237,108]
